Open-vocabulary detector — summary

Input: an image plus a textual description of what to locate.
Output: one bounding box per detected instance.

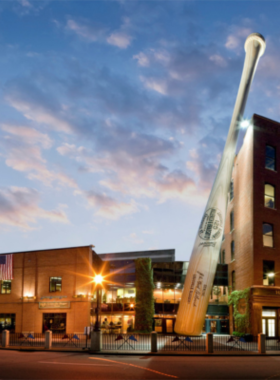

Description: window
[0,313,15,332]
[232,271,236,291]
[264,184,275,209]
[221,250,225,264]
[263,223,274,247]
[230,180,234,201]
[43,313,66,333]
[49,277,62,292]
[265,145,276,171]
[263,261,275,286]
[0,281,11,294]
[230,211,234,231]
[231,241,235,261]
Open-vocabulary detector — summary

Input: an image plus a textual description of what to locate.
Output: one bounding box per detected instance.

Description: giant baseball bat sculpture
[175,33,266,336]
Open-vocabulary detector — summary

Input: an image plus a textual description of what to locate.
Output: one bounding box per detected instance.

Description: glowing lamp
[130,303,134,308]
[240,118,251,129]
[268,273,275,278]
[94,274,103,284]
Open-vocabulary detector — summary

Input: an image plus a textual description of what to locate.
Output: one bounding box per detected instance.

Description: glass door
[262,309,277,337]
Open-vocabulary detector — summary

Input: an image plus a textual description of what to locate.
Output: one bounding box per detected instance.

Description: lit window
[230,180,234,201]
[265,145,276,171]
[264,184,275,209]
[230,211,234,231]
[263,261,275,286]
[0,281,11,294]
[232,271,235,291]
[231,241,235,261]
[50,277,62,292]
[263,223,274,247]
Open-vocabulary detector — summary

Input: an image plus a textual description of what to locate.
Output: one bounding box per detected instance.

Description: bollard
[258,333,266,354]
[45,330,52,349]
[2,330,10,348]
[206,332,213,354]
[151,331,157,352]
[91,331,102,352]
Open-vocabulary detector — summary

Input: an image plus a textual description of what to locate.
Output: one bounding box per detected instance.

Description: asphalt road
[1,351,280,380]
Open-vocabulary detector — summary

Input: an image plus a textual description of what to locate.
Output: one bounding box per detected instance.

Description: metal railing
[9,333,45,347]
[102,333,151,351]
[265,338,280,351]
[158,334,206,351]
[52,334,89,348]
[213,335,258,351]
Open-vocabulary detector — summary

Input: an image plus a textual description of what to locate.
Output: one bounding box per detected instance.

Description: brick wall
[0,246,99,333]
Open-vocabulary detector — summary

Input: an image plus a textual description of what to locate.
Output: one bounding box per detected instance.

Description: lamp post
[93,274,103,332]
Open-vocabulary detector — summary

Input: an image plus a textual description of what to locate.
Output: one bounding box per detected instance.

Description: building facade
[96,250,229,334]
[0,246,102,334]
[221,114,280,336]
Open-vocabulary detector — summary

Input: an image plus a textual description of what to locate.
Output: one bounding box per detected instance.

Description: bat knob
[245,33,266,57]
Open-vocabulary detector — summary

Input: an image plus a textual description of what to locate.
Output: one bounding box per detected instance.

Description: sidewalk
[1,346,280,356]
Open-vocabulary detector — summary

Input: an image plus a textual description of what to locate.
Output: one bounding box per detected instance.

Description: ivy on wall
[134,258,155,333]
[228,287,251,334]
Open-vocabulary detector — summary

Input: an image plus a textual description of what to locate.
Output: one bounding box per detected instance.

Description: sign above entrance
[39,302,70,309]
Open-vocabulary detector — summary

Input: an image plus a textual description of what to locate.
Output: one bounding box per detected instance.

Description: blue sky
[1,0,280,261]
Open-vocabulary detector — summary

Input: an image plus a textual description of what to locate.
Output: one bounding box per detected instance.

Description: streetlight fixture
[93,274,103,332]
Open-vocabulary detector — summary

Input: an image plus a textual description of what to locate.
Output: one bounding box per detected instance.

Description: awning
[206,304,229,316]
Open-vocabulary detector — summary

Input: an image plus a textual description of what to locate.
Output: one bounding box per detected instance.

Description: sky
[1,0,280,261]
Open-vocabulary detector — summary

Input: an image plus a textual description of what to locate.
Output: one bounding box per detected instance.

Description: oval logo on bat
[199,208,223,240]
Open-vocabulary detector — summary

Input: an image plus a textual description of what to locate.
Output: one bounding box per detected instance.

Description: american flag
[0,255,13,280]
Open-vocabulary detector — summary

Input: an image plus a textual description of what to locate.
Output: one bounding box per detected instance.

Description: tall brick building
[221,114,280,336]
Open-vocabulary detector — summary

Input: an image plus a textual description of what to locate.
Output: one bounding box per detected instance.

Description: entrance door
[166,319,173,333]
[210,320,217,333]
[262,310,276,337]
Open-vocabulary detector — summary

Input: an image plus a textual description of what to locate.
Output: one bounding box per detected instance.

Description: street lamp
[93,274,103,332]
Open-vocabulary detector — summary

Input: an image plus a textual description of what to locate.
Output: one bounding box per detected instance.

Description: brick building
[0,246,102,334]
[221,114,280,336]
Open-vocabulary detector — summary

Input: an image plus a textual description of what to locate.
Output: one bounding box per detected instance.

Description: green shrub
[134,258,154,333]
[228,288,250,334]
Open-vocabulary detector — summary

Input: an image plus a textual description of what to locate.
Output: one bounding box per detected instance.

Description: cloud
[65,17,132,49]
[133,52,150,67]
[209,54,227,68]
[57,137,200,204]
[79,190,139,220]
[1,125,77,188]
[107,32,132,49]
[66,19,106,42]
[0,187,69,229]
[1,123,53,149]
[4,79,74,134]
[225,27,252,52]
[140,76,168,95]
[127,232,144,245]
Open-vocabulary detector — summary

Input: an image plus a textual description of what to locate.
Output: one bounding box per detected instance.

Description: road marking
[88,357,178,378]
[39,362,112,366]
